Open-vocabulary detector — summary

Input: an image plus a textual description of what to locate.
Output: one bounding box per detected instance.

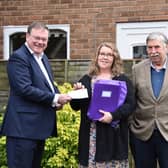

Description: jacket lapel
[41,56,56,91]
[157,58,168,101]
[144,60,156,100]
[41,56,53,82]
[29,53,54,92]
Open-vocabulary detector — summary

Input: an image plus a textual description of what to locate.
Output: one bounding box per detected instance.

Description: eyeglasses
[30,34,48,42]
[99,52,114,58]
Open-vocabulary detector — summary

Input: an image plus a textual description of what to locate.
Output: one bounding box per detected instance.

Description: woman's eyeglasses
[99,52,114,58]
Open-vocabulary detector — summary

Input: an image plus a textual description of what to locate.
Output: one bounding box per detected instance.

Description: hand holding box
[87,79,127,127]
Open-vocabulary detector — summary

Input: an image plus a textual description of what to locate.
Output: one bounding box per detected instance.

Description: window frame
[3,24,70,60]
[116,21,168,59]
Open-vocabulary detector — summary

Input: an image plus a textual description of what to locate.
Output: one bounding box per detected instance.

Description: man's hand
[58,94,72,105]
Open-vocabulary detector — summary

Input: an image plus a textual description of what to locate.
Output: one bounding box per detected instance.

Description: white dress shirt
[25,42,59,107]
[33,55,55,93]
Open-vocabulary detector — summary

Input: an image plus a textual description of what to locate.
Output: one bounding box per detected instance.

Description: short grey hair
[27,21,49,34]
[146,32,168,46]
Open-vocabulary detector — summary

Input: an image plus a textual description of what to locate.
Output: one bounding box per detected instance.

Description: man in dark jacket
[0,21,71,168]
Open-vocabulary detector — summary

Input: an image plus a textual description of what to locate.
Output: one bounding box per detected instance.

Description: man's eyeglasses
[99,52,114,58]
[30,35,48,42]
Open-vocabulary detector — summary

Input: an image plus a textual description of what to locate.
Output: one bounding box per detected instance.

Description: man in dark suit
[0,21,72,168]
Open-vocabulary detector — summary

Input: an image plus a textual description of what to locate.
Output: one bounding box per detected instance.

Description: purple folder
[87,79,127,127]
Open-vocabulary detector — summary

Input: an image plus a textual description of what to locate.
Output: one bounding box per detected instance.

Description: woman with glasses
[70,42,135,168]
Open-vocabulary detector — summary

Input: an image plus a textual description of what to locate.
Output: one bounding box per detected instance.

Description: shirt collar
[150,56,167,70]
[25,42,44,60]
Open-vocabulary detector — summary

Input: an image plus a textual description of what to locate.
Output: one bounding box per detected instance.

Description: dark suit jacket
[0,44,59,140]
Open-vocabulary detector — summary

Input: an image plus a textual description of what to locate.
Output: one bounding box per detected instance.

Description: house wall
[0,0,168,59]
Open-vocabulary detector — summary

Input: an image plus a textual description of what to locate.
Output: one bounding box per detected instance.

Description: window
[3,24,70,60]
[133,45,147,59]
[116,22,168,59]
[10,32,26,54]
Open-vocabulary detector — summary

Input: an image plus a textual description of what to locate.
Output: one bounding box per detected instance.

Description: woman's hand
[73,82,85,90]
[98,109,113,124]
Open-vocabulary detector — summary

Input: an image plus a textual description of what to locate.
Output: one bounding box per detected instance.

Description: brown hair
[88,42,123,77]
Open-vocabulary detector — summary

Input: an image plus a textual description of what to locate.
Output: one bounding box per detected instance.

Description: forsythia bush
[0,83,80,168]
[0,136,7,168]
[0,83,135,168]
[41,82,80,168]
[0,106,7,168]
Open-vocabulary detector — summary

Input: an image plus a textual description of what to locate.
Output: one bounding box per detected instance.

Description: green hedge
[0,106,7,168]
[42,83,80,167]
[0,83,80,168]
[0,82,135,168]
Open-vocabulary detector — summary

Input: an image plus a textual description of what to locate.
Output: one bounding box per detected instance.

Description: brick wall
[0,0,168,59]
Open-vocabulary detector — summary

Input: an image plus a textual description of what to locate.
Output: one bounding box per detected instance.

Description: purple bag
[87,79,127,127]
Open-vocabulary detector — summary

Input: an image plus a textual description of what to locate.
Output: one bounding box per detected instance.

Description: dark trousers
[130,129,168,168]
[6,136,45,168]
